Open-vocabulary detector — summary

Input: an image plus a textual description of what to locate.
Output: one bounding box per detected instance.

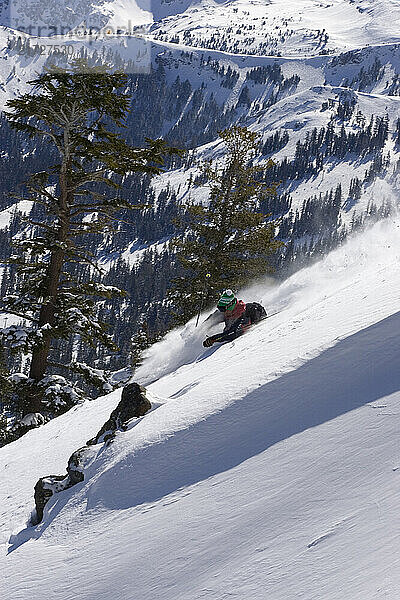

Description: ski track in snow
[0,214,400,599]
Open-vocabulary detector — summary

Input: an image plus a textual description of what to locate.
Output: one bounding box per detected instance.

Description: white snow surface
[0,200,32,230]
[1,214,400,599]
[150,0,400,56]
[4,0,399,49]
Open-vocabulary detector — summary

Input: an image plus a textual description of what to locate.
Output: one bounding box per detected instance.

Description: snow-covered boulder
[8,412,47,444]
[15,413,45,429]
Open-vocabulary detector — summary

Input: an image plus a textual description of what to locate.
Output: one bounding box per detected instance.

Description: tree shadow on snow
[86,312,400,511]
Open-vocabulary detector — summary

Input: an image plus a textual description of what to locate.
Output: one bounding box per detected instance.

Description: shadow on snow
[8,312,400,552]
[88,311,400,509]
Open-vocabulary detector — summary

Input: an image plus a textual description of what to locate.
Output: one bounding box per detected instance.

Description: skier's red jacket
[215,300,252,342]
[203,299,266,346]
[223,299,247,331]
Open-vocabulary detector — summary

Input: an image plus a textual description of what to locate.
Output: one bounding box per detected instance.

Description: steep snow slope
[1,214,399,599]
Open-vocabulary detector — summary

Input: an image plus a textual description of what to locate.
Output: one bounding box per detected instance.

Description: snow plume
[135,314,217,386]
[135,213,400,386]
[134,276,279,386]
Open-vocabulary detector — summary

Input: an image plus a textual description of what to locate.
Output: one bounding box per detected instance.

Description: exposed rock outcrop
[87,382,151,446]
[33,382,151,524]
[33,446,87,523]
[67,448,86,485]
[34,475,66,524]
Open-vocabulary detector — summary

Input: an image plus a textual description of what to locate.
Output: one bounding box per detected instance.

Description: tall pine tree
[1,62,179,417]
[169,126,283,323]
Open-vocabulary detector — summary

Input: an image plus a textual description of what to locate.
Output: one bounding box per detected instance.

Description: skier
[203,289,266,347]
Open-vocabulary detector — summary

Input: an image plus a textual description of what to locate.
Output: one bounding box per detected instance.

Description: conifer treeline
[268,114,390,184]
[0,66,396,378]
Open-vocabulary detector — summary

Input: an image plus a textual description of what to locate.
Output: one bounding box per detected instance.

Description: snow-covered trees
[1,62,179,417]
[130,322,151,372]
[169,126,283,323]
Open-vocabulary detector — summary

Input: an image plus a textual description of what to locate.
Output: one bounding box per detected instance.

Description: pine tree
[0,342,11,407]
[1,62,180,417]
[130,321,151,372]
[349,177,362,201]
[395,118,400,145]
[169,126,284,324]
[0,342,12,446]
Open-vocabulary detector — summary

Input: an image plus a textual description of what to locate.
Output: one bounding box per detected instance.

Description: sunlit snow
[1,214,399,600]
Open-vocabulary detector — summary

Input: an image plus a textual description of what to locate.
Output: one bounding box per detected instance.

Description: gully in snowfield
[203,290,267,348]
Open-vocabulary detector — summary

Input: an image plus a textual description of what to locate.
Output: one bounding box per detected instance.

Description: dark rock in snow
[87,382,151,446]
[32,450,86,524]
[33,382,151,523]
[67,448,86,485]
[34,475,66,524]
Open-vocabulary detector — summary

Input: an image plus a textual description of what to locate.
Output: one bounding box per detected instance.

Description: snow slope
[1,214,399,599]
[2,0,400,52]
[150,0,400,57]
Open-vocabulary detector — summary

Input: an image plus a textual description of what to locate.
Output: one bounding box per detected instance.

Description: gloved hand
[203,337,215,348]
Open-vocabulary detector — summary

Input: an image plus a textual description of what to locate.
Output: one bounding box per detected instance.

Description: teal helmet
[217,289,237,312]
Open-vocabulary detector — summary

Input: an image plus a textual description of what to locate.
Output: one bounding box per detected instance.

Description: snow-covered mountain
[1,2,399,593]
[0,0,152,34]
[2,34,400,221]
[2,0,400,51]
[150,0,400,56]
[2,2,400,226]
[1,0,400,366]
[1,214,399,599]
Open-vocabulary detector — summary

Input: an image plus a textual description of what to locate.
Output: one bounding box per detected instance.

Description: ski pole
[195,273,211,327]
[264,310,281,319]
